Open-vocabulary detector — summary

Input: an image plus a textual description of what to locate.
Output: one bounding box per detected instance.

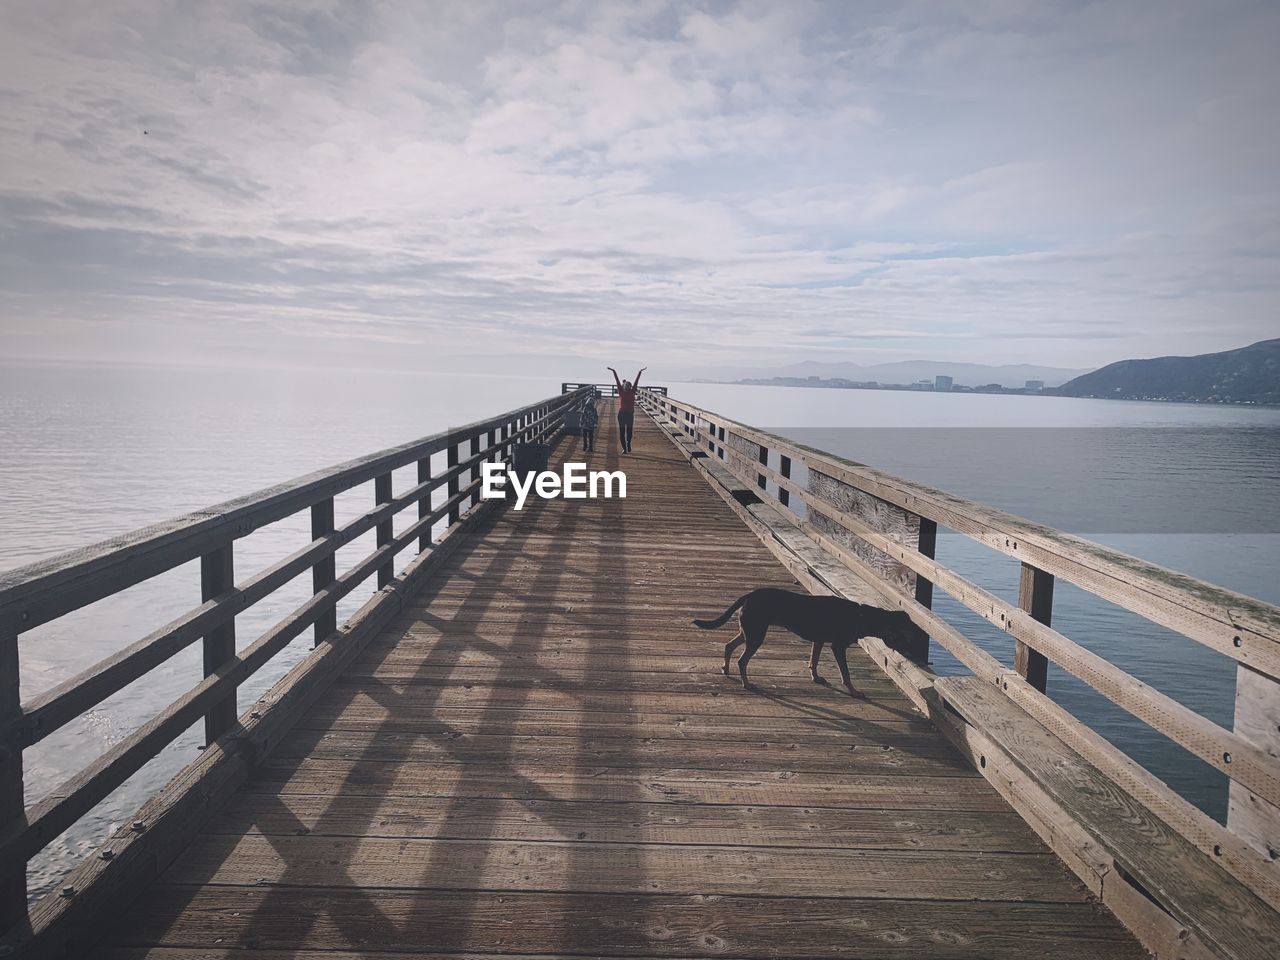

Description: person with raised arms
[607,365,645,453]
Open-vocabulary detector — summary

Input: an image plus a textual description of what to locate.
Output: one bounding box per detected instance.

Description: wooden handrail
[560,381,669,397]
[0,395,581,636]
[0,388,584,930]
[644,392,1280,669]
[692,421,1280,809]
[641,389,1280,912]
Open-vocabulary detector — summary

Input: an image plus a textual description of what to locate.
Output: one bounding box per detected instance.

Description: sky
[1,0,1277,377]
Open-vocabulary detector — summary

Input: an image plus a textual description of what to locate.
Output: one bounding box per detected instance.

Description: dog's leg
[738,624,766,690]
[808,641,828,684]
[832,642,860,697]
[722,630,745,676]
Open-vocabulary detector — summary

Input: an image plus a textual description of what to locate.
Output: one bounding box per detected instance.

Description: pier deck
[94,403,1141,959]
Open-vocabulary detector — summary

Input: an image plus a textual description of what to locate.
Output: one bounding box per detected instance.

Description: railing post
[1229,665,1280,861]
[469,435,482,508]
[311,498,336,646]
[375,472,394,588]
[200,544,236,743]
[1016,562,1053,692]
[1,629,26,933]
[779,455,792,508]
[447,440,460,526]
[417,456,432,554]
[757,444,768,490]
[905,517,937,665]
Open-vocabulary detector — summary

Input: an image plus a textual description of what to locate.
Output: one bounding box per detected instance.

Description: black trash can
[511,442,550,491]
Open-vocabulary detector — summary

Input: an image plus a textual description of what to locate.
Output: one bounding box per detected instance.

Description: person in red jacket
[608,365,645,453]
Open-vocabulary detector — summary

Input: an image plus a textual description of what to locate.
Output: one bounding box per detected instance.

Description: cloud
[1,0,1278,372]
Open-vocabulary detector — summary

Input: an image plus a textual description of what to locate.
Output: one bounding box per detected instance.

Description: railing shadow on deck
[0,387,589,954]
[139,415,644,954]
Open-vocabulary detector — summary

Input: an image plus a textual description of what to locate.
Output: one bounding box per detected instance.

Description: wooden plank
[158,832,1085,902]
[270,728,971,775]
[309,498,335,645]
[0,630,25,934]
[295,701,933,739]
[102,888,1147,959]
[937,675,1280,960]
[199,544,236,744]
[374,473,393,588]
[336,663,902,695]
[808,467,920,597]
[1016,563,1053,693]
[211,792,1043,851]
[250,757,1006,810]
[311,679,928,722]
[416,456,432,553]
[1229,663,1280,862]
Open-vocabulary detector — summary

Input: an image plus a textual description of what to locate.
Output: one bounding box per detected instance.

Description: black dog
[693,588,926,694]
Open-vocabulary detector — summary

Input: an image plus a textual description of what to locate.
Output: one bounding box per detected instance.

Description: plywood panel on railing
[805,468,919,599]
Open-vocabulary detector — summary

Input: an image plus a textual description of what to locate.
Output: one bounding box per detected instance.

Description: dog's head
[878,609,928,652]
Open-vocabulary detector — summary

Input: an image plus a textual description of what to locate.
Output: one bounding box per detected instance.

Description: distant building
[1025,379,1044,391]
[934,375,953,391]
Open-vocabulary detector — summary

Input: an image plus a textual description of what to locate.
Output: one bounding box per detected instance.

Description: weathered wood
[0,391,586,635]
[446,440,460,525]
[645,393,1280,912]
[800,493,1280,810]
[9,480,506,959]
[469,435,481,509]
[10,397,1152,959]
[1016,563,1053,692]
[212,791,1042,850]
[272,727,970,775]
[161,831,1083,902]
[807,467,921,596]
[1229,663,1280,862]
[416,456,432,553]
[199,544,236,744]
[906,516,937,665]
[0,630,25,936]
[938,675,1280,960]
[18,512,380,748]
[652,395,1280,675]
[374,473,394,589]
[310,497,336,645]
[102,888,1145,960]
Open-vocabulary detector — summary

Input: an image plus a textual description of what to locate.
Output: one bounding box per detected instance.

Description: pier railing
[642,390,1280,959]
[0,387,586,939]
[561,381,668,397]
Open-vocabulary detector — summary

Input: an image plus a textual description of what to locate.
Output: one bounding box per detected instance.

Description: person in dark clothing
[608,366,645,453]
[581,397,599,452]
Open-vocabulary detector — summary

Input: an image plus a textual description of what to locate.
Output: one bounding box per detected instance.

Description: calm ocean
[3,361,1278,902]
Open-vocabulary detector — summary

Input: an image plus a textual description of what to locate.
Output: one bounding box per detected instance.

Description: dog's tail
[692,592,752,630]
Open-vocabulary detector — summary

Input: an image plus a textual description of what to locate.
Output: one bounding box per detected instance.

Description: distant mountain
[733,359,1090,388]
[1056,339,1280,405]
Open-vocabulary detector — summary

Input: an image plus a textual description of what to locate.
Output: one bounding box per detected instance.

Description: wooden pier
[2,386,1278,959]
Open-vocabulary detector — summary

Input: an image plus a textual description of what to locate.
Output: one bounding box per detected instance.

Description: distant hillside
[1056,339,1280,404]
[738,359,1089,388]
